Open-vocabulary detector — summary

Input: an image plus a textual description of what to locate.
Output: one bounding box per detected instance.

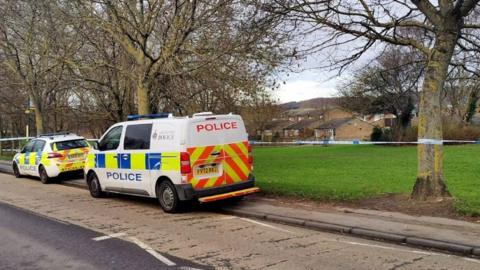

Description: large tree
[268,0,480,200]
[71,0,288,116]
[0,0,79,134]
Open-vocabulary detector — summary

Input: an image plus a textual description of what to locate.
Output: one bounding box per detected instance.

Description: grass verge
[253,144,480,216]
[0,155,13,161]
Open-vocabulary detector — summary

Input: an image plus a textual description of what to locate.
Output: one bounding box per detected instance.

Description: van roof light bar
[127,113,172,121]
[192,112,213,117]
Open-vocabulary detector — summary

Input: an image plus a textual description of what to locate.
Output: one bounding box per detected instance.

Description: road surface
[0,173,479,269]
[0,201,208,270]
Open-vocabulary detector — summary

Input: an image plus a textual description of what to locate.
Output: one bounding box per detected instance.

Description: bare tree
[241,90,281,140]
[0,0,77,134]
[71,0,289,115]
[268,0,480,200]
[339,47,423,140]
[443,67,480,123]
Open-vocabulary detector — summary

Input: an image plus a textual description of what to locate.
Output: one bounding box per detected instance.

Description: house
[259,103,377,141]
[323,107,355,122]
[257,119,294,141]
[315,117,374,141]
[364,113,397,128]
[280,108,324,122]
[282,118,323,139]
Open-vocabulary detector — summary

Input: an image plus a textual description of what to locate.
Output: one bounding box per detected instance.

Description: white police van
[13,133,89,183]
[84,112,259,213]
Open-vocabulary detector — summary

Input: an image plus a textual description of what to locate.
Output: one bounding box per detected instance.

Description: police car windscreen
[53,139,89,150]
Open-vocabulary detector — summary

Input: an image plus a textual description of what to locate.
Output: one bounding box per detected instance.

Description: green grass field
[0,154,13,161]
[253,144,480,216]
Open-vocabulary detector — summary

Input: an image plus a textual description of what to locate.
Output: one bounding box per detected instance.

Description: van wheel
[157,181,181,213]
[87,172,104,198]
[39,166,50,184]
[13,163,22,178]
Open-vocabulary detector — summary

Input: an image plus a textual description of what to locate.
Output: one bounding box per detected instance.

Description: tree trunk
[411,32,457,200]
[137,79,151,115]
[30,96,44,135]
[33,108,44,135]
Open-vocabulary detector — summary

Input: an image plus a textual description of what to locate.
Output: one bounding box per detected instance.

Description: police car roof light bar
[38,132,71,137]
[127,113,172,121]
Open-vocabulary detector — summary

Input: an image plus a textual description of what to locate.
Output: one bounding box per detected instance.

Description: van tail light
[47,152,64,159]
[180,152,192,174]
[247,144,253,165]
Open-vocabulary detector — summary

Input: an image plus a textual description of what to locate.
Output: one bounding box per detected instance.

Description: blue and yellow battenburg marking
[86,152,180,171]
[16,152,43,166]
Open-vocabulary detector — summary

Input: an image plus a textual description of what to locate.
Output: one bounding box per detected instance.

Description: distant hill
[280,97,340,110]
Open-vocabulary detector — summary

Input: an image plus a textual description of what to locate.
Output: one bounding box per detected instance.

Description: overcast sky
[274,69,342,103]
[274,39,383,103]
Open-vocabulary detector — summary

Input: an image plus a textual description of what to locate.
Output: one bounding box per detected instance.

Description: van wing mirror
[89,140,99,150]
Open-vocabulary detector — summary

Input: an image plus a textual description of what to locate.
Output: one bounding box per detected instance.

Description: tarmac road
[0,201,208,270]
[0,161,13,174]
[0,173,479,269]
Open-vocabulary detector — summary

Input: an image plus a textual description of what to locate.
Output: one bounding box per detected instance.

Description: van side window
[98,126,123,151]
[124,124,152,150]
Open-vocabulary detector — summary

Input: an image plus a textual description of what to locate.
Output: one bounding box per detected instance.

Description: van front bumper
[175,175,256,201]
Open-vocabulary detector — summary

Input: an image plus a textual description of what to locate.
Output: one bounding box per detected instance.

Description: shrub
[371,126,383,141]
[443,122,480,140]
[371,126,394,141]
[403,122,480,142]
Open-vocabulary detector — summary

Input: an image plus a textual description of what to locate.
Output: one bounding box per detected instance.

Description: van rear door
[186,115,251,190]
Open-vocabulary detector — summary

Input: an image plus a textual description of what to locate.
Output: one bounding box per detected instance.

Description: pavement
[0,201,208,270]
[1,159,480,258]
[222,197,480,256]
[0,172,479,269]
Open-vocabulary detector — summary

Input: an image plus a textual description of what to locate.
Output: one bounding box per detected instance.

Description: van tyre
[157,181,182,213]
[39,165,50,184]
[87,172,104,198]
[13,163,22,178]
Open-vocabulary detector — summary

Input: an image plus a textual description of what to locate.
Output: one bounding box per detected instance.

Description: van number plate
[196,166,219,176]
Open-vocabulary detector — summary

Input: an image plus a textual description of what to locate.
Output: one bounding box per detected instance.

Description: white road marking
[129,237,176,266]
[179,267,204,270]
[338,240,451,257]
[92,232,126,241]
[463,258,480,264]
[215,215,237,221]
[240,217,295,234]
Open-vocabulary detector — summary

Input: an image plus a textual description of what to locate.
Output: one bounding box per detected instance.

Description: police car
[12,133,90,184]
[84,112,259,213]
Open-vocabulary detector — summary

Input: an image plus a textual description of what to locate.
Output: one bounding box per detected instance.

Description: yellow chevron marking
[224,145,250,176]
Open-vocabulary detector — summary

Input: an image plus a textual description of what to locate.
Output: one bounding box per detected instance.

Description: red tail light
[47,152,64,159]
[247,144,253,164]
[180,152,191,174]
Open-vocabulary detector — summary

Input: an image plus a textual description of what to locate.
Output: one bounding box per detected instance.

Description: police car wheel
[157,181,180,213]
[13,163,22,178]
[39,166,50,184]
[87,173,104,198]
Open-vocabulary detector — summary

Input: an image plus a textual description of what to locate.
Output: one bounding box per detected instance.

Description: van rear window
[52,139,89,150]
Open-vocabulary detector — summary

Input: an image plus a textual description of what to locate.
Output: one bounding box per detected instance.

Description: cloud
[274,78,338,103]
